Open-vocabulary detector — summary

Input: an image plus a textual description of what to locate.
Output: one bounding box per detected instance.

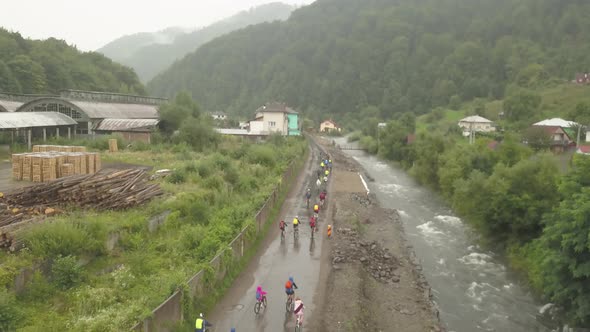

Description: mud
[312,137,444,332]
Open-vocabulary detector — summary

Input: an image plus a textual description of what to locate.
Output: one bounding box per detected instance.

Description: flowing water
[334,138,551,332]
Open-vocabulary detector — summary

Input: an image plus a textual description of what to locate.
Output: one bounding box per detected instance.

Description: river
[334,137,551,332]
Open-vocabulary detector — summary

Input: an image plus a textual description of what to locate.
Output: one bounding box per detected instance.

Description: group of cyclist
[198,153,333,331]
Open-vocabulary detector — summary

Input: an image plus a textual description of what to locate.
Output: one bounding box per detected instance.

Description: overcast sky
[2,0,314,51]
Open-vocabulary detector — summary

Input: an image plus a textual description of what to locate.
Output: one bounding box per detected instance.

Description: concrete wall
[131,152,304,331]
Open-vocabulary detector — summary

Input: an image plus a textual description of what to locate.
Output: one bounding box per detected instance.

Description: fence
[131,148,306,331]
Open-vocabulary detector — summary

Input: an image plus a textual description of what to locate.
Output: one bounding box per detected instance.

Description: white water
[337,140,551,332]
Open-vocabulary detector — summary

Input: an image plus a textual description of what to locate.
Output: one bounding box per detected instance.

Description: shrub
[247,145,276,167]
[167,169,187,184]
[25,220,105,257]
[128,141,150,152]
[51,255,84,290]
[203,174,225,191]
[0,290,22,331]
[184,162,198,173]
[20,271,55,302]
[223,165,240,185]
[197,160,214,178]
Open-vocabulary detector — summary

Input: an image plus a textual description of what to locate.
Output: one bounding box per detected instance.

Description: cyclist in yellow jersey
[293,216,300,230]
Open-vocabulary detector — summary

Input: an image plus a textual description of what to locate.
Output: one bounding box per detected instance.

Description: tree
[503,90,541,122]
[0,60,21,92]
[523,126,552,151]
[159,92,201,135]
[7,55,47,93]
[539,155,590,324]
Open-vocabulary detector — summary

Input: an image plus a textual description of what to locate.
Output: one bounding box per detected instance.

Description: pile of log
[0,169,163,251]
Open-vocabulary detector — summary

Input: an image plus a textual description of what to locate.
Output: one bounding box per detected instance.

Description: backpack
[285,280,292,289]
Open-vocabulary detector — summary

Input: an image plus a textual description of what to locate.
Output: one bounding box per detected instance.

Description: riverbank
[313,136,444,332]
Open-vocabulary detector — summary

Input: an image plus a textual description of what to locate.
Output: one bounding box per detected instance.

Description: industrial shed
[0,112,77,149]
[0,99,23,112]
[94,118,159,143]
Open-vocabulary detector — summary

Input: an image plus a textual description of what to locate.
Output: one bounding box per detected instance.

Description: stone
[391,275,400,283]
[360,257,367,263]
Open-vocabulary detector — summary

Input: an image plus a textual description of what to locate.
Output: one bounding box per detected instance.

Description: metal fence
[131,153,305,331]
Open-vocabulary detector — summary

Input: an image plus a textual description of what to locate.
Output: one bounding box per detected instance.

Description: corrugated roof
[459,115,492,123]
[533,118,578,127]
[0,112,77,129]
[215,128,267,136]
[0,99,24,112]
[68,100,159,119]
[94,118,159,131]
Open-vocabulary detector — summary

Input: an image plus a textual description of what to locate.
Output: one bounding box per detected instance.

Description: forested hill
[98,2,295,82]
[147,0,590,118]
[0,28,145,95]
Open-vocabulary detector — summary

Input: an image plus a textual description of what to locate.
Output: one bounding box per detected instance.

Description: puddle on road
[225,304,245,312]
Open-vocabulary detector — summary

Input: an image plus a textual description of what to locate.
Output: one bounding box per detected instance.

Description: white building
[458,115,495,134]
[533,118,578,128]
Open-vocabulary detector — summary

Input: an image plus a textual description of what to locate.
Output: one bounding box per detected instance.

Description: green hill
[147,0,590,119]
[0,28,145,95]
[98,2,295,82]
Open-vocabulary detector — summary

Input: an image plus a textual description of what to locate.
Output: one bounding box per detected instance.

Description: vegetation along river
[334,138,550,332]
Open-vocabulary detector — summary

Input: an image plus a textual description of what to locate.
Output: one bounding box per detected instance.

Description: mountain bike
[306,196,310,209]
[294,226,299,239]
[254,296,267,314]
[281,227,286,240]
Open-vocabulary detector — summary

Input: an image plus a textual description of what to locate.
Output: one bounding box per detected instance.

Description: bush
[167,169,187,184]
[197,160,214,178]
[223,165,240,185]
[52,255,84,290]
[128,141,150,152]
[25,220,106,257]
[347,131,362,142]
[184,162,198,173]
[0,290,22,331]
[247,145,276,167]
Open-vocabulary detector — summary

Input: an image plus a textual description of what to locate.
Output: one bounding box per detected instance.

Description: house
[575,73,590,84]
[210,112,227,120]
[249,102,299,136]
[577,145,590,155]
[458,115,495,134]
[534,126,575,153]
[320,120,341,132]
[93,118,159,143]
[533,118,578,128]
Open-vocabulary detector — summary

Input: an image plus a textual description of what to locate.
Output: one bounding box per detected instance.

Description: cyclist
[294,297,305,326]
[325,169,330,177]
[320,161,325,169]
[279,219,286,235]
[319,191,326,207]
[195,313,213,332]
[256,285,267,303]
[305,188,311,206]
[285,276,298,302]
[293,216,300,232]
[313,204,319,215]
[309,216,316,233]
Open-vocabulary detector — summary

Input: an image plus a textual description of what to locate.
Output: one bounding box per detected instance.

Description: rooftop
[533,118,578,128]
[459,115,493,123]
[94,118,159,131]
[0,112,77,129]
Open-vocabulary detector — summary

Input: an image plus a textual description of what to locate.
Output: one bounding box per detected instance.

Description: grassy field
[0,137,306,331]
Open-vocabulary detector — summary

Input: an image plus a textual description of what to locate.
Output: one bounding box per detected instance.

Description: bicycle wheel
[263,296,267,308]
[254,301,261,314]
[286,297,293,312]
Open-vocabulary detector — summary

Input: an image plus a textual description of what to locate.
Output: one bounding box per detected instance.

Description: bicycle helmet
[199,313,203,318]
[289,276,294,282]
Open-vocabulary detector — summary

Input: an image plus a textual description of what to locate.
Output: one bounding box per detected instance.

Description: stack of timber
[0,168,163,251]
[32,145,87,153]
[108,139,118,152]
[12,151,101,182]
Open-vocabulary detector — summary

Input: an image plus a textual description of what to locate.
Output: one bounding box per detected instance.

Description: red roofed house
[577,145,590,155]
[537,125,575,153]
[320,119,341,133]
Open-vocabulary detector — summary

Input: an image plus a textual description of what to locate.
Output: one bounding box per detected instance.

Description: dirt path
[311,137,444,332]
